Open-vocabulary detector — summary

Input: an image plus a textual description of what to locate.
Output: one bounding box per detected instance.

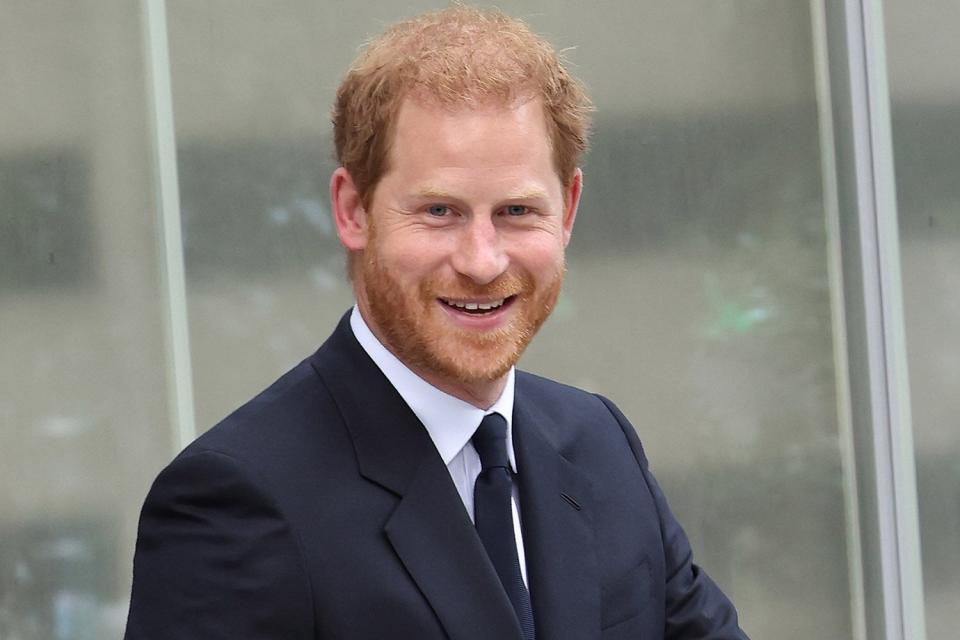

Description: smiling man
[125,7,748,640]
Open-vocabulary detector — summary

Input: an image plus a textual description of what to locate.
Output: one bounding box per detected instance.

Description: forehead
[387,96,555,177]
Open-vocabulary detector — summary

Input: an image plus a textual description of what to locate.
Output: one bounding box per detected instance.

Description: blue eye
[428,205,450,217]
[505,205,528,216]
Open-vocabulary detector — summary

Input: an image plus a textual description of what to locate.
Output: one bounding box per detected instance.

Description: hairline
[362,90,577,210]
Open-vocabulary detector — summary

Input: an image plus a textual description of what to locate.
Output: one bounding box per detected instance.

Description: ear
[330,166,368,251]
[561,168,583,247]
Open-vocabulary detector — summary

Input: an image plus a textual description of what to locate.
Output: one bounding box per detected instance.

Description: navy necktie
[472,412,535,640]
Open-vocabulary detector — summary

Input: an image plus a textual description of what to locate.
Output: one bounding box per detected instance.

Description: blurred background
[0,1,955,638]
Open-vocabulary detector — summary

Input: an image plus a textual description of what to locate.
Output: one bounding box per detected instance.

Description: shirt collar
[350,306,517,472]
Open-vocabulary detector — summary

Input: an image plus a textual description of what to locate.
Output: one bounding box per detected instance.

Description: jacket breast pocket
[600,556,652,632]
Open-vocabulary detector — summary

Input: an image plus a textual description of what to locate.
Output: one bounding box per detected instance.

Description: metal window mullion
[859,1,927,638]
[810,0,868,637]
[838,0,927,638]
[142,0,197,452]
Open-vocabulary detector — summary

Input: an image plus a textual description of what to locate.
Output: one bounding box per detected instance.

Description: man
[126,6,748,639]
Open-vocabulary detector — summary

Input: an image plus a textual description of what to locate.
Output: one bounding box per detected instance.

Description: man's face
[353,96,580,394]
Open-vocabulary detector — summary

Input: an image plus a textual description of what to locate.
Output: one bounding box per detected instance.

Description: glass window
[885,1,960,636]
[0,2,172,637]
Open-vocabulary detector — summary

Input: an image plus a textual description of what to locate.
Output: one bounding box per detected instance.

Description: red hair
[332,5,592,209]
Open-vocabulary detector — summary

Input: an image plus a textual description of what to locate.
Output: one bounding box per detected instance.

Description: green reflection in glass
[703,272,772,338]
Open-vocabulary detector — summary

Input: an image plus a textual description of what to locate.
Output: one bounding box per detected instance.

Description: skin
[331,96,582,408]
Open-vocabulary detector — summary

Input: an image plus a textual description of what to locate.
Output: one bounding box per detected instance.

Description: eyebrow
[502,188,550,201]
[412,187,550,201]
[412,188,458,200]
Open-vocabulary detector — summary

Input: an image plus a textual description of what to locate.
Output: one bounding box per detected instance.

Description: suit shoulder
[515,369,618,420]
[515,369,599,404]
[515,370,647,464]
[515,370,625,438]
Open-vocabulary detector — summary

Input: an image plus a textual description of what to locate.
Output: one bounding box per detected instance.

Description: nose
[450,215,508,285]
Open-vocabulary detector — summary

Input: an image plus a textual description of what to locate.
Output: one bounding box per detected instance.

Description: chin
[432,345,521,384]
[404,326,527,385]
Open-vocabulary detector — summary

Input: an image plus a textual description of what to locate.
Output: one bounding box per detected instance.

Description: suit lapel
[312,314,522,640]
[384,455,524,640]
[514,393,601,640]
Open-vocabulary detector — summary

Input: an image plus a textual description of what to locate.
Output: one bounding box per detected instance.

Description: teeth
[443,298,505,311]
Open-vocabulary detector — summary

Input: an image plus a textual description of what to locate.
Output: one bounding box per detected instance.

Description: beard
[358,240,564,386]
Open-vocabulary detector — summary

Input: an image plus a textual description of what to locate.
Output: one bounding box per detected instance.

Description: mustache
[421,272,532,299]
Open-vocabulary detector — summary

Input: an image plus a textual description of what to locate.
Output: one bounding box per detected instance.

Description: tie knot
[472,412,510,471]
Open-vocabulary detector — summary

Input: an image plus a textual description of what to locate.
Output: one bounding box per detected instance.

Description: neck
[415,370,507,410]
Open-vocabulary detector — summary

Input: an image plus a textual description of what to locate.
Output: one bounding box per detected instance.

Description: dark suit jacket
[125,313,747,639]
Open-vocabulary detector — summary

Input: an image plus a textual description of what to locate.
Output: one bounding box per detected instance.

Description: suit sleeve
[596,395,750,640]
[125,449,314,639]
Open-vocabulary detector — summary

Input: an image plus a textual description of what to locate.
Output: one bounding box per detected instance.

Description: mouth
[438,295,516,315]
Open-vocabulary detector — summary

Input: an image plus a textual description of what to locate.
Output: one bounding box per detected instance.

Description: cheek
[512,238,566,275]
[374,238,450,286]
[397,231,458,263]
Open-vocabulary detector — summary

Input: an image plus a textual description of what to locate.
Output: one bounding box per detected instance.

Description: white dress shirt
[350,306,528,585]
